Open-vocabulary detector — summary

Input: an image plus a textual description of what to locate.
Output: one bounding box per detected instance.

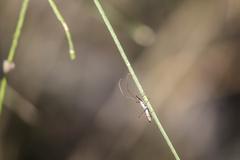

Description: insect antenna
[126,73,138,99]
[118,77,136,101]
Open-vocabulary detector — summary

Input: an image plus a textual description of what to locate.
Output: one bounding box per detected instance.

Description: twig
[48,0,76,60]
[0,0,30,113]
[93,0,181,160]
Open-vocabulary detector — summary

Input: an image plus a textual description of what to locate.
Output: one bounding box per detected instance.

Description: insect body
[119,75,152,122]
[136,95,152,122]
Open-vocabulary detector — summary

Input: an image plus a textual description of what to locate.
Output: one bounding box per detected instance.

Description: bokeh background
[0,0,240,160]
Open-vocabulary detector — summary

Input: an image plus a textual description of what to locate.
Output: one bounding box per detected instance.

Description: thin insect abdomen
[139,101,152,122]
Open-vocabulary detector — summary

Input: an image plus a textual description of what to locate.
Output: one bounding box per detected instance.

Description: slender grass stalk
[48,0,76,60]
[0,0,30,113]
[0,78,7,113]
[93,0,181,160]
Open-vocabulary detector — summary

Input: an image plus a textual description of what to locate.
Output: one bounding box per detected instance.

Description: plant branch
[0,0,30,113]
[48,0,76,60]
[93,0,181,160]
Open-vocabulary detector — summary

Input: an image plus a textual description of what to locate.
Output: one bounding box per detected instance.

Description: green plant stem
[0,78,7,113]
[93,0,181,160]
[0,0,30,113]
[48,0,76,60]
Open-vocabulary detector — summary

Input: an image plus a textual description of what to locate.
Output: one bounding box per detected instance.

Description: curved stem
[48,0,76,60]
[93,0,181,160]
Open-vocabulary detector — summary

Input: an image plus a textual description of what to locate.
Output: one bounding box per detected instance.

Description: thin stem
[8,0,29,62]
[0,0,30,113]
[93,0,181,160]
[0,78,7,113]
[48,0,76,60]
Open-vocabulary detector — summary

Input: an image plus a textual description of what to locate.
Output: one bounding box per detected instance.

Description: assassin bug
[118,74,152,122]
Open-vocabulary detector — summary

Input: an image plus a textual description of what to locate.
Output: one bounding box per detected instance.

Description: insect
[118,74,152,122]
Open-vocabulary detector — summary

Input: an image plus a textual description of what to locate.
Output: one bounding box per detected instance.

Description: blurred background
[0,0,240,159]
